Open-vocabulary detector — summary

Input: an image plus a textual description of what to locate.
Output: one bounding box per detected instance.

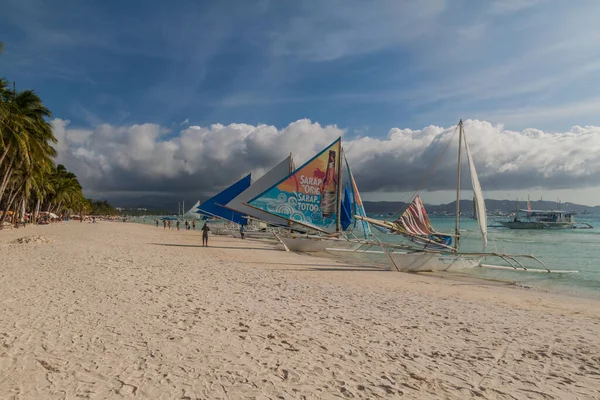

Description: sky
[2,0,600,209]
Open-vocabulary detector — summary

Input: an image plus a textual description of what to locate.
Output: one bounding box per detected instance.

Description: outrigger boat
[499,210,592,229]
[342,120,575,273]
[244,137,372,252]
[194,155,309,240]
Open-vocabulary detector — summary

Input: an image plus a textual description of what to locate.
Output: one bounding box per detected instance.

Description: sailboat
[184,201,202,220]
[350,120,560,272]
[220,154,307,240]
[223,155,296,228]
[195,174,251,226]
[245,137,372,252]
[195,155,308,240]
[498,195,592,229]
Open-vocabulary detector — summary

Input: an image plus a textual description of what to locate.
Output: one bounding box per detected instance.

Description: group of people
[155,218,211,246]
[155,219,197,230]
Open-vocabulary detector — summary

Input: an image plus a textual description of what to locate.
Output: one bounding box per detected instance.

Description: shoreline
[1,222,599,398]
[128,217,600,300]
[5,220,599,310]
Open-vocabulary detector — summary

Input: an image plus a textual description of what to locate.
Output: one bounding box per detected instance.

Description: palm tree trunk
[20,196,25,226]
[3,185,15,210]
[0,185,22,228]
[11,199,20,228]
[0,161,15,203]
[34,198,41,223]
[0,143,11,167]
[0,156,22,204]
[52,201,63,216]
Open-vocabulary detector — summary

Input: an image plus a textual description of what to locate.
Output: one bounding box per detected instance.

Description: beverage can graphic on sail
[320,150,337,217]
[342,155,371,238]
[246,138,341,233]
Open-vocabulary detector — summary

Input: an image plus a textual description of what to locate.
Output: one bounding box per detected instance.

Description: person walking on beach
[155,219,159,227]
[185,220,189,230]
[192,220,196,230]
[168,220,172,230]
[176,220,180,231]
[202,223,210,247]
[240,224,245,239]
[163,220,166,229]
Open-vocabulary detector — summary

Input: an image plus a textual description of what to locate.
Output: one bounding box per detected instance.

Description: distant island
[362,199,599,215]
[114,198,599,216]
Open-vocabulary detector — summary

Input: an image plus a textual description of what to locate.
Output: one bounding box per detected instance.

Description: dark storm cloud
[52,118,600,207]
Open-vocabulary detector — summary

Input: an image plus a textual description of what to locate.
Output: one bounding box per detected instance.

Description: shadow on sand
[301,267,390,272]
[243,261,389,272]
[148,243,281,251]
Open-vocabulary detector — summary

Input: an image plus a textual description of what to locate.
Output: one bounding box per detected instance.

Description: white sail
[224,155,294,226]
[463,129,487,248]
[184,201,202,219]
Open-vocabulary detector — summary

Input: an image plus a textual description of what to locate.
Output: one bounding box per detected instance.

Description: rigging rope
[389,123,460,218]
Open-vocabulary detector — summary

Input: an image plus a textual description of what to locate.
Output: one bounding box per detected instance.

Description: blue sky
[3,0,600,133]
[2,0,600,207]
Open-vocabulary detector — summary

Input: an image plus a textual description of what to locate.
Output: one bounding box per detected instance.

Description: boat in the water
[499,210,592,229]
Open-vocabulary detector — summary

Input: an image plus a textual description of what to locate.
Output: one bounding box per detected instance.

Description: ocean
[129,214,600,297]
[421,215,600,297]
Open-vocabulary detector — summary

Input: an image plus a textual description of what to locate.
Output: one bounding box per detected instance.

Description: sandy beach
[1,222,599,399]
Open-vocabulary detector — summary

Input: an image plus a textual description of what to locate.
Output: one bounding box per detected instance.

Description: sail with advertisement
[246,138,342,233]
[245,137,371,251]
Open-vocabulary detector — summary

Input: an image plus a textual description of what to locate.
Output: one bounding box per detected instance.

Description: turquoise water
[416,215,600,296]
[128,214,600,296]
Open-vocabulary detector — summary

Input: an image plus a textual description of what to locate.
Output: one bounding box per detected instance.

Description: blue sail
[340,185,353,231]
[344,155,372,238]
[197,174,251,225]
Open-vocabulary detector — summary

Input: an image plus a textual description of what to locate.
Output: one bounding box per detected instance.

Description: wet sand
[1,222,599,399]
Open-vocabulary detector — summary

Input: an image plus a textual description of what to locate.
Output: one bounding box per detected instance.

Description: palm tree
[45,164,82,214]
[0,83,60,227]
[0,88,55,203]
[0,78,115,227]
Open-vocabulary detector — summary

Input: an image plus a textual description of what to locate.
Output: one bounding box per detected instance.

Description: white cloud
[53,118,343,197]
[53,118,600,206]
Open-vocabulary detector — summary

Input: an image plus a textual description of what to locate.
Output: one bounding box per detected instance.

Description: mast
[454,120,463,253]
[336,145,343,232]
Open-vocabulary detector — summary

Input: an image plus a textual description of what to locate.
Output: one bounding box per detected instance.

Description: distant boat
[499,209,592,229]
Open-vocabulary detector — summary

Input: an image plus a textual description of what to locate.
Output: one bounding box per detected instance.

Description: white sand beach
[1,222,599,399]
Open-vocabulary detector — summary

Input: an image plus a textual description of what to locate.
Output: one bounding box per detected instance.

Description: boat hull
[280,236,363,253]
[326,248,481,272]
[499,221,574,229]
[388,252,481,272]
